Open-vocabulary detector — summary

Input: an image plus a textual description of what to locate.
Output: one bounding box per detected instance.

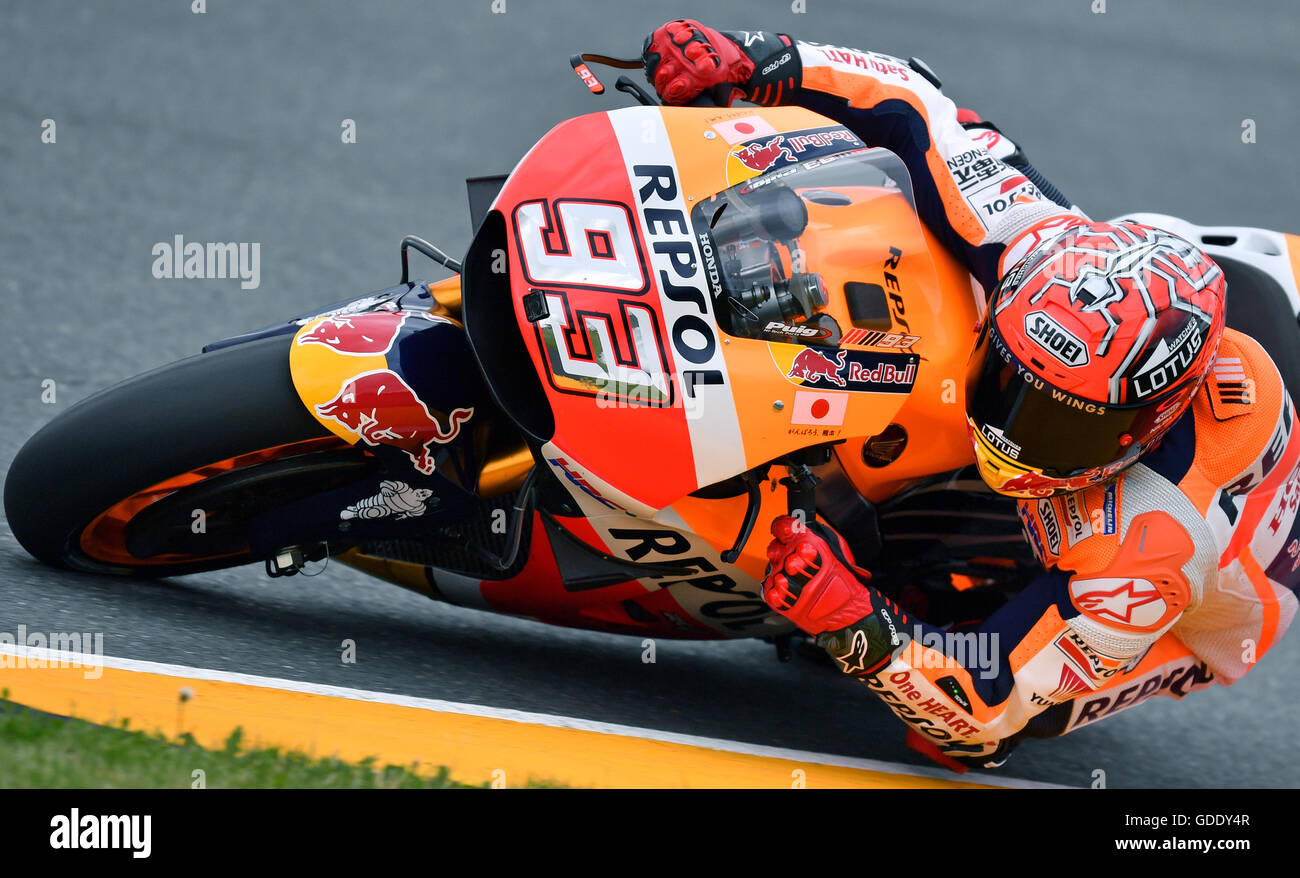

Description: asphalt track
[3,0,1298,788]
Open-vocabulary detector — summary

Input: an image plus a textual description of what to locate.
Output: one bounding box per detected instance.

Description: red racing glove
[762,515,876,635]
[642,19,756,105]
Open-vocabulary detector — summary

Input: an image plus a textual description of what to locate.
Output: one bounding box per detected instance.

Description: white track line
[0,644,1069,789]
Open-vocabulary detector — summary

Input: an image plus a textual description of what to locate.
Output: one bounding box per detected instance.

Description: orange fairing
[495,104,983,513]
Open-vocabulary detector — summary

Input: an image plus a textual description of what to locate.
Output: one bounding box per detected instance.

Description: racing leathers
[651,25,1300,765]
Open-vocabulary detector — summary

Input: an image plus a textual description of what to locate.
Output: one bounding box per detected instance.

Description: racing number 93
[513,199,675,407]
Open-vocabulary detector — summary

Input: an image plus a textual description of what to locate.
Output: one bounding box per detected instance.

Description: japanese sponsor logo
[1037,498,1062,556]
[947,150,1002,191]
[1025,310,1089,367]
[1019,503,1047,563]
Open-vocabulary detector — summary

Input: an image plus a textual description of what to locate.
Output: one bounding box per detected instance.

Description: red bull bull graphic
[788,347,848,387]
[732,136,793,173]
[296,311,451,356]
[315,369,473,475]
[727,126,865,182]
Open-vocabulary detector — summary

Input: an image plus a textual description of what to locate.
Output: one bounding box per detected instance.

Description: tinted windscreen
[690,149,917,342]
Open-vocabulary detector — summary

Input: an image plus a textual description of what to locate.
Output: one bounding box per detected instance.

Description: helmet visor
[965,320,1183,478]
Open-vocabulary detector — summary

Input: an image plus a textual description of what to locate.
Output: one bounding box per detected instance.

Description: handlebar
[571,51,727,108]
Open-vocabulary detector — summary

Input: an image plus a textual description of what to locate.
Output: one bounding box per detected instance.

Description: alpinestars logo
[1025,310,1089,367]
[1070,577,1167,628]
[835,628,872,673]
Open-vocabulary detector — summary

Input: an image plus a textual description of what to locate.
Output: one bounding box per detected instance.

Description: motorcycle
[8,56,1300,655]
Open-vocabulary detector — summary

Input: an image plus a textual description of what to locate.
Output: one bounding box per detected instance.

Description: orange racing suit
[736,31,1300,763]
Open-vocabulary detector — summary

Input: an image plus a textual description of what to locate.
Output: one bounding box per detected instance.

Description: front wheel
[4,334,373,577]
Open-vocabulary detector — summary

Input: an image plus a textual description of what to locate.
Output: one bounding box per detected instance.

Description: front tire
[4,334,350,576]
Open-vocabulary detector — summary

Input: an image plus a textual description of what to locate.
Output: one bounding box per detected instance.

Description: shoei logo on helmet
[1025,310,1088,367]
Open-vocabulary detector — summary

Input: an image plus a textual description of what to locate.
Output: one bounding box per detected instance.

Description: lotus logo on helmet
[1129,317,1206,400]
[980,424,1022,460]
[1025,311,1089,367]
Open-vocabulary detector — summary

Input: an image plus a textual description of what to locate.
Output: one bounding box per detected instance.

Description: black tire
[3,334,341,576]
[1218,255,1300,395]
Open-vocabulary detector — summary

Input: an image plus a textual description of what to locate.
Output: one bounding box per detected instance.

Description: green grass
[0,698,493,788]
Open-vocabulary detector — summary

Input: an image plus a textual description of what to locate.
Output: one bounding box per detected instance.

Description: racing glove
[762,515,876,634]
[642,20,800,106]
[763,515,914,677]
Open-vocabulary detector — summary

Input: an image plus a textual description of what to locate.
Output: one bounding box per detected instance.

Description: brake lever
[570,53,645,96]
[614,75,659,107]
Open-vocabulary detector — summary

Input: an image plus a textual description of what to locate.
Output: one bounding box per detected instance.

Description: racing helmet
[965,220,1227,497]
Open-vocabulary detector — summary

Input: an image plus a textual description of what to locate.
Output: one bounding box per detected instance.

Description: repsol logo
[1026,311,1088,367]
[634,165,723,397]
[883,246,909,332]
[607,528,770,632]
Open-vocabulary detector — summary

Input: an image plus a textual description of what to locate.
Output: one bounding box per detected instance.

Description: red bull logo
[732,136,793,173]
[787,347,847,387]
[846,361,916,386]
[297,311,452,356]
[315,369,473,474]
[297,312,407,356]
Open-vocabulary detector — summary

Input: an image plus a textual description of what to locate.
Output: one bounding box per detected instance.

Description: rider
[643,20,1300,767]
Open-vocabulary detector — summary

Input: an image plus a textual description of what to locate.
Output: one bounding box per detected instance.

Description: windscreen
[690,148,918,343]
